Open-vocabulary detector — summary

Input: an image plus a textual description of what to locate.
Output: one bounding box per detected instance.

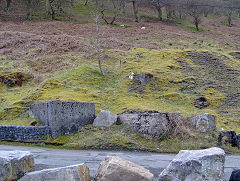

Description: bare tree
[4,0,12,12]
[132,1,139,22]
[185,0,204,31]
[93,12,105,76]
[100,0,121,25]
[151,0,167,21]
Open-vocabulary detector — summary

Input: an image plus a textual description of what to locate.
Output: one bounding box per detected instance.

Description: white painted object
[129,72,134,80]
[141,27,146,30]
[120,24,125,27]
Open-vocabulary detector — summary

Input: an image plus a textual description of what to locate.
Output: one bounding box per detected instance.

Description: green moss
[1,48,240,153]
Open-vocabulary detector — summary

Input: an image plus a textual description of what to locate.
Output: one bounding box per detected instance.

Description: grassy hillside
[0,1,240,153]
[1,48,240,153]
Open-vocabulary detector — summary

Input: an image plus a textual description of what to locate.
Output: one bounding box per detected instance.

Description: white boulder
[158,147,225,181]
[19,163,90,181]
[0,150,34,181]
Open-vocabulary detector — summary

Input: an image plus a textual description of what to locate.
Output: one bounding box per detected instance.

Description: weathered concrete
[190,113,216,132]
[0,150,34,181]
[118,111,183,138]
[29,101,95,138]
[19,164,90,181]
[93,110,117,128]
[0,125,51,141]
[0,145,239,181]
[158,147,225,181]
[95,156,154,181]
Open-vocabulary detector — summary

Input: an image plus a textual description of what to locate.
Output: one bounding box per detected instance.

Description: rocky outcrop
[222,131,238,147]
[229,169,240,181]
[194,96,209,109]
[29,101,95,138]
[19,164,90,181]
[93,110,117,128]
[94,156,154,181]
[237,133,240,149]
[158,147,225,181]
[0,151,34,181]
[135,73,153,85]
[118,111,184,138]
[190,113,216,132]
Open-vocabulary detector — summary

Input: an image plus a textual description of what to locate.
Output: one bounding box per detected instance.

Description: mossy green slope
[1,48,240,152]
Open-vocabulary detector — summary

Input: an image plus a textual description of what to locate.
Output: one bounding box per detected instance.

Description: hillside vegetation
[0,1,240,153]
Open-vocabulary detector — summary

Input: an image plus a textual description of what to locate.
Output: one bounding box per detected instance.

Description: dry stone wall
[0,125,51,140]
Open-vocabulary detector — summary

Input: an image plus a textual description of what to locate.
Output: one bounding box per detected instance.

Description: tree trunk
[49,0,55,20]
[120,1,126,15]
[156,5,162,21]
[132,1,139,23]
[195,18,199,31]
[5,0,11,12]
[26,0,32,20]
[45,0,50,15]
[95,15,104,76]
[228,9,232,27]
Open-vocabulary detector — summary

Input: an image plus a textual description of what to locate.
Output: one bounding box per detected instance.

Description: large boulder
[237,133,240,149]
[0,151,34,181]
[190,113,216,132]
[194,96,209,109]
[135,73,153,85]
[94,156,154,181]
[222,131,238,147]
[118,110,184,138]
[19,163,90,181]
[229,169,240,181]
[93,110,117,128]
[158,147,225,181]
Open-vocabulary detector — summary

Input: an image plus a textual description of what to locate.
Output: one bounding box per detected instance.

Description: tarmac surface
[0,145,239,180]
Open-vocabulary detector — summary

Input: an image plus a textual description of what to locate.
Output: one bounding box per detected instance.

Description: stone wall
[29,101,95,138]
[0,125,51,140]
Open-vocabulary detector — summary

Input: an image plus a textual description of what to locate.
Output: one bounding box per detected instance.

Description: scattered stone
[95,156,154,181]
[229,169,240,181]
[222,131,238,147]
[93,110,117,128]
[158,147,225,181]
[194,96,209,109]
[237,134,240,149]
[0,151,34,181]
[190,113,216,132]
[118,111,184,138]
[29,101,95,138]
[129,73,153,93]
[19,163,90,181]
[135,73,153,85]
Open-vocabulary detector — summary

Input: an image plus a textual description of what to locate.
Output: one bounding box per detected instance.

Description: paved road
[0,145,239,180]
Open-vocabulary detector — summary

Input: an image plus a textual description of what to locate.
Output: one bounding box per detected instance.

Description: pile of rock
[93,109,217,138]
[0,147,228,181]
[219,131,240,149]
